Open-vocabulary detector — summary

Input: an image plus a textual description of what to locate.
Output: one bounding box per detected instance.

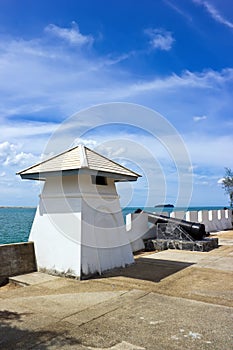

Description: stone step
[9,271,60,287]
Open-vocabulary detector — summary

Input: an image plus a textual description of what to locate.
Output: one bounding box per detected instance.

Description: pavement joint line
[60,290,149,326]
[68,304,122,328]
[144,290,233,309]
[58,290,129,322]
[133,291,150,301]
[155,290,233,308]
[87,279,131,289]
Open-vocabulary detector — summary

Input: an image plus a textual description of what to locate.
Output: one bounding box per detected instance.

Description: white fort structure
[18,145,141,278]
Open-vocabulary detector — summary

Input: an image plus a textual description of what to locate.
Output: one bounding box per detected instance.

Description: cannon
[145,212,206,240]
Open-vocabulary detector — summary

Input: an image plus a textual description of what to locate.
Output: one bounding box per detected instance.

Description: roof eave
[19,168,140,182]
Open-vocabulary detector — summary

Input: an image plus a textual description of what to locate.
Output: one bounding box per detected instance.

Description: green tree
[222,168,233,207]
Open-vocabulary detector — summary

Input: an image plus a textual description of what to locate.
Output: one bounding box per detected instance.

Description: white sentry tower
[18,145,140,279]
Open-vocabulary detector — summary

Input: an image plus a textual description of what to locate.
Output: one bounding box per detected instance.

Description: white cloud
[105,68,233,103]
[0,142,17,161]
[73,138,97,148]
[0,31,133,118]
[145,28,175,51]
[0,141,37,167]
[1,120,58,139]
[0,171,6,177]
[193,115,207,122]
[164,1,193,22]
[217,178,224,184]
[192,0,233,30]
[188,165,198,172]
[184,134,233,168]
[4,151,35,167]
[44,22,94,45]
[77,129,233,174]
[199,180,209,185]
[0,27,232,123]
[0,118,59,160]
[0,24,232,206]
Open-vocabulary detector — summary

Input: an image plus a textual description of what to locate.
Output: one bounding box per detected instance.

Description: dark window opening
[91,175,107,186]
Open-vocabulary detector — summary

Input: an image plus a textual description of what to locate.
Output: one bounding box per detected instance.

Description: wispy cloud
[44,21,94,45]
[145,28,175,51]
[192,0,233,30]
[1,23,232,122]
[193,115,207,122]
[0,21,232,206]
[0,27,137,119]
[1,120,58,140]
[0,27,232,140]
[164,0,193,22]
[110,68,233,99]
[184,134,233,169]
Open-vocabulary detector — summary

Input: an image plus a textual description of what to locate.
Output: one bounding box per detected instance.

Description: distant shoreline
[0,206,36,209]
[0,205,230,211]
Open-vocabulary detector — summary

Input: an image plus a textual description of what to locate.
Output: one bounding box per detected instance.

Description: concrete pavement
[0,230,233,349]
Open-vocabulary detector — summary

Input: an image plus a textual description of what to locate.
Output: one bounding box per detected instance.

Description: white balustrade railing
[170,211,186,220]
[198,209,232,232]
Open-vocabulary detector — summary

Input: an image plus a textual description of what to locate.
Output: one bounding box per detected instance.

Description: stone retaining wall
[0,242,37,284]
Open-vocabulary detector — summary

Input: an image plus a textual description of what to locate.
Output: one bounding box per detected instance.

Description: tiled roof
[17,145,141,181]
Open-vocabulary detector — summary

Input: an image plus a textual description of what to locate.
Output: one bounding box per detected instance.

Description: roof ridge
[84,146,141,177]
[79,144,88,168]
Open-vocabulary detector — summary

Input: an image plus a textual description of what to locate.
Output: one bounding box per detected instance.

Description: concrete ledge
[0,242,37,282]
[9,272,59,287]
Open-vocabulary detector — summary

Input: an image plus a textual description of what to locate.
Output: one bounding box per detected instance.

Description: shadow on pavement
[94,257,194,283]
[0,310,81,349]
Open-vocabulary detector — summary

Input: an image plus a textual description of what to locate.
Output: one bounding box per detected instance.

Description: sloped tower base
[29,174,134,278]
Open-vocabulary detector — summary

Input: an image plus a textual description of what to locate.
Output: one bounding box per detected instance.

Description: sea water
[0,206,229,245]
[0,207,36,245]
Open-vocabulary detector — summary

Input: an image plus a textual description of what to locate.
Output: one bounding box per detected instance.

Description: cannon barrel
[146,212,206,240]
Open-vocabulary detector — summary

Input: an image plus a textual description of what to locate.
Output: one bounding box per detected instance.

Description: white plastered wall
[81,177,134,276]
[29,174,134,278]
[29,175,82,276]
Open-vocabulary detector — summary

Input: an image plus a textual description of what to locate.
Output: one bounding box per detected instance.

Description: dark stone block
[144,237,219,252]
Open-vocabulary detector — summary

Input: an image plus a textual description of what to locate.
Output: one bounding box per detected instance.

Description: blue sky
[0,0,233,207]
